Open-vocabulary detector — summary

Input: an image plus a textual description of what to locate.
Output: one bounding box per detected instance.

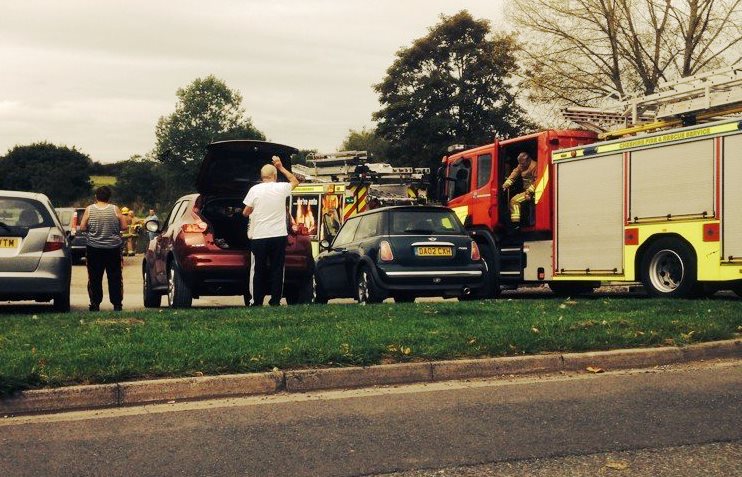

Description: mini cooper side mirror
[320,239,331,250]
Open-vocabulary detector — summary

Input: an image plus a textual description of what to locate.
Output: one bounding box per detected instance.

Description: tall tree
[508,0,742,106]
[0,143,92,205]
[340,127,392,163]
[153,75,265,195]
[373,11,535,169]
[114,155,166,210]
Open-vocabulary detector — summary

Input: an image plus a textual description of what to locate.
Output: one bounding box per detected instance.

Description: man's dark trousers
[86,246,123,307]
[250,235,287,306]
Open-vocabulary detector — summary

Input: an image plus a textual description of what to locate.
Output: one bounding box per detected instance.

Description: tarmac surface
[1,360,739,477]
[7,253,736,312]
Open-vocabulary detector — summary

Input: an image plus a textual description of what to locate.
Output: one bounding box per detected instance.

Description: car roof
[350,205,454,218]
[0,190,50,201]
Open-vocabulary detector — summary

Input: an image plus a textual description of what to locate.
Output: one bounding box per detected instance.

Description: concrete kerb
[2,339,739,415]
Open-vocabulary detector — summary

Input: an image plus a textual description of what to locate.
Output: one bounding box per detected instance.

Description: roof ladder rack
[562,66,742,139]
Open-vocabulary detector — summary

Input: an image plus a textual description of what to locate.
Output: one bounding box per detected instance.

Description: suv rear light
[44,230,66,252]
[471,241,481,261]
[380,240,394,262]
[182,222,208,233]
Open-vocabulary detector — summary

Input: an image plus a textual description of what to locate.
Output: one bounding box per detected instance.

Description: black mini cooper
[314,206,486,303]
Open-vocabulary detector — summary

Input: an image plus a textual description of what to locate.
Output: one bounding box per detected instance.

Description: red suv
[142,141,314,308]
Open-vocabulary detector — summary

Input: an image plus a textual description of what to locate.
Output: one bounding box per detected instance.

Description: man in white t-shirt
[242,156,299,306]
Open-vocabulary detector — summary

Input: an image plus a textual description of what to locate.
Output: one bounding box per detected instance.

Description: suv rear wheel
[168,263,193,308]
[143,266,162,308]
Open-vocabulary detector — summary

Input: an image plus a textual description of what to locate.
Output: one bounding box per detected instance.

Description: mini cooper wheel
[313,275,329,304]
[356,266,385,304]
[167,263,193,308]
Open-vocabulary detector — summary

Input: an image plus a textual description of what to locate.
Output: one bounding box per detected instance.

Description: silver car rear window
[0,198,53,229]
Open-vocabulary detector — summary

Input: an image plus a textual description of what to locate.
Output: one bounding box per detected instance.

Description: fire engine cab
[438,67,742,298]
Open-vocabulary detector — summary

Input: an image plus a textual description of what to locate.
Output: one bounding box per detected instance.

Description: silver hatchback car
[0,191,72,311]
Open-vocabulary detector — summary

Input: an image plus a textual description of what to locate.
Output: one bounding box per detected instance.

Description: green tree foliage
[340,127,392,163]
[373,11,535,169]
[0,142,92,206]
[114,155,165,210]
[153,75,266,195]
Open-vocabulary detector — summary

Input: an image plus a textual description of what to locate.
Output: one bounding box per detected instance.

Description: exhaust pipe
[463,287,471,296]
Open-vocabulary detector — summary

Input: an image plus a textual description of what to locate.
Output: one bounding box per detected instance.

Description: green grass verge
[1,298,740,396]
[90,175,117,187]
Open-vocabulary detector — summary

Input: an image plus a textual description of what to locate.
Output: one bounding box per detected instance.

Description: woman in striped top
[80,186,127,311]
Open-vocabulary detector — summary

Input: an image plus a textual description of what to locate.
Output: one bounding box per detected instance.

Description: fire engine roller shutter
[723,134,742,260]
[630,139,714,219]
[557,153,623,272]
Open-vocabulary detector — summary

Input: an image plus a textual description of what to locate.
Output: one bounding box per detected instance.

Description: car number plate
[415,246,452,257]
[0,237,20,248]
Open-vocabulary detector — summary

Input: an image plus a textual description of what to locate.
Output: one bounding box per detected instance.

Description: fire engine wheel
[356,266,385,304]
[143,266,162,308]
[167,263,193,308]
[641,238,698,298]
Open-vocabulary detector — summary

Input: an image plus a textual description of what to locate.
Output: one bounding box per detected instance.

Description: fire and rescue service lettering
[618,127,711,150]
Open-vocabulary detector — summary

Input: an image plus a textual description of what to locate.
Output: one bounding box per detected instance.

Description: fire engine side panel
[556,153,623,272]
[630,139,714,219]
[723,134,742,260]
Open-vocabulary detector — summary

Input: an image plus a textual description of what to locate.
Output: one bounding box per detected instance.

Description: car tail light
[380,240,394,262]
[44,230,66,252]
[471,241,481,261]
[182,222,208,233]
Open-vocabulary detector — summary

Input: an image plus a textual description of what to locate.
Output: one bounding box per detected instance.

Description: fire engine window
[448,158,472,200]
[477,154,492,189]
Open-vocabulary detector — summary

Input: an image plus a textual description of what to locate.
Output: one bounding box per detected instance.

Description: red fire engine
[436,67,742,298]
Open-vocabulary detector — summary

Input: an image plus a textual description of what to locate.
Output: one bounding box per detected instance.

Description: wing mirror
[320,239,331,251]
[145,220,160,234]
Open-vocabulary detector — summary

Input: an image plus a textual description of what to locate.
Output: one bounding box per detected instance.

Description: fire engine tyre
[356,266,385,304]
[52,287,71,312]
[167,263,193,308]
[548,281,596,297]
[143,267,162,308]
[640,238,698,298]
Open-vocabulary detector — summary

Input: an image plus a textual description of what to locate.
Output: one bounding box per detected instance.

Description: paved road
[1,361,739,476]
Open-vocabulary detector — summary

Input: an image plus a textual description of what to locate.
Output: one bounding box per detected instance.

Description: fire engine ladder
[562,66,742,139]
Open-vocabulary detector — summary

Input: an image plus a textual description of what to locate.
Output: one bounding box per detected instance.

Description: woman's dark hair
[95,186,112,202]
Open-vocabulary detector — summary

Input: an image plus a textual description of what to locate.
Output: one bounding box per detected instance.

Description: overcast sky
[0,0,508,163]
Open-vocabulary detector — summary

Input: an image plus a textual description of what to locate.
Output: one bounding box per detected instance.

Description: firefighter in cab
[502,152,537,228]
